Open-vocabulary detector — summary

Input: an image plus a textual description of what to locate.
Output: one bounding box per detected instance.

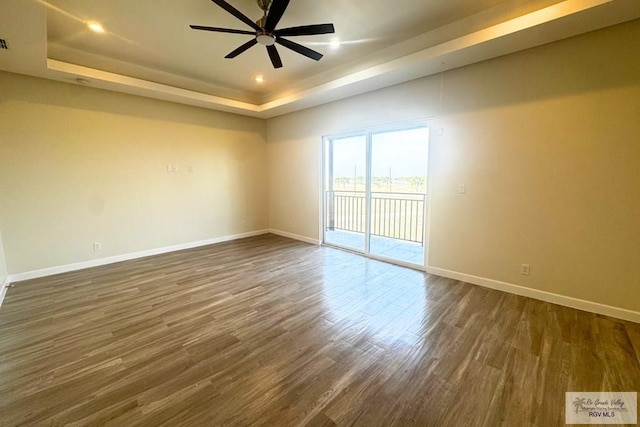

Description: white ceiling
[1,0,639,118]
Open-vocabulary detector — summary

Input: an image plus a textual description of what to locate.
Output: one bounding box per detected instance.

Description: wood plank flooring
[0,234,638,426]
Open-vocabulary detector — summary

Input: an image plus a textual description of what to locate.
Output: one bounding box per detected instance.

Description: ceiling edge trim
[47,59,263,116]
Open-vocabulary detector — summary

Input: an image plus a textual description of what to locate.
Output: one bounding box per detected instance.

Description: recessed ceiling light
[87,21,105,33]
[254,76,265,83]
[329,39,340,50]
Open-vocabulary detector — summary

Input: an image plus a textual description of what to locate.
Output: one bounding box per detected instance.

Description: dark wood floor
[0,234,638,426]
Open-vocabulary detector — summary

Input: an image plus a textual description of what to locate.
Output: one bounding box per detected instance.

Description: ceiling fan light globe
[257,34,276,46]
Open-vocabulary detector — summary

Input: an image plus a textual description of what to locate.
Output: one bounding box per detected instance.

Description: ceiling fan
[190,0,335,69]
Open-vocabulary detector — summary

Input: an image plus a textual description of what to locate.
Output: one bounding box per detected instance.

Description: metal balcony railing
[325,191,426,245]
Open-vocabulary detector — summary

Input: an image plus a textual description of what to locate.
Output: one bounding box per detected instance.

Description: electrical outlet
[188,165,194,173]
[93,242,102,251]
[171,165,178,173]
[458,184,466,194]
[520,263,530,275]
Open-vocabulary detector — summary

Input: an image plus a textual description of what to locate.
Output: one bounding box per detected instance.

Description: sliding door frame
[321,119,432,270]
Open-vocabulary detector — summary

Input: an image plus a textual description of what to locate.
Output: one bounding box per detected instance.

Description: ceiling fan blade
[275,24,335,37]
[211,0,261,31]
[276,37,323,61]
[265,0,290,32]
[266,45,283,69]
[190,25,255,35]
[225,39,258,58]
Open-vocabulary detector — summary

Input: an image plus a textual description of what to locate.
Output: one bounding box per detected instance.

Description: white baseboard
[0,276,9,309]
[426,266,640,324]
[7,231,636,324]
[8,229,270,283]
[268,229,320,245]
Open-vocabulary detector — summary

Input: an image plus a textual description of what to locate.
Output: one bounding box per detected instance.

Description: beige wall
[0,229,7,284]
[0,72,268,274]
[267,19,640,312]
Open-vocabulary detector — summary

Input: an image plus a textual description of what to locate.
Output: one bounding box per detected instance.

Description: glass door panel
[323,135,367,252]
[369,127,429,265]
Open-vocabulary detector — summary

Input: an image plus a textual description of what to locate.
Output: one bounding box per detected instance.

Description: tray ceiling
[1,0,639,117]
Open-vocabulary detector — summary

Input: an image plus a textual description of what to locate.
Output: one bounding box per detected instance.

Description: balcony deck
[325,229,425,265]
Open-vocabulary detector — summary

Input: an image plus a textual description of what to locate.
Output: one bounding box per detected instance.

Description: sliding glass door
[323,124,429,267]
[369,128,429,264]
[323,134,367,252]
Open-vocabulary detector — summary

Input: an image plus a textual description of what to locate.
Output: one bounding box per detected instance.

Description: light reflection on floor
[319,248,429,349]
